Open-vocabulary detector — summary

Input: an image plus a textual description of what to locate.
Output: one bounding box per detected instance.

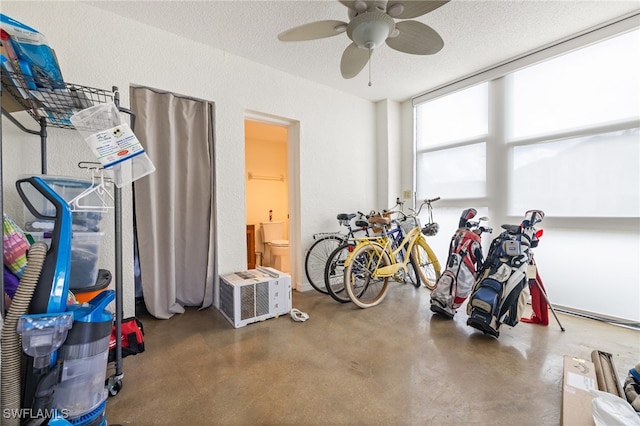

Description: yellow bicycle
[343,198,442,308]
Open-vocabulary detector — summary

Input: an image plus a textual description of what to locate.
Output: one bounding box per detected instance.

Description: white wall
[375,100,403,210]
[1,1,377,317]
[400,101,415,208]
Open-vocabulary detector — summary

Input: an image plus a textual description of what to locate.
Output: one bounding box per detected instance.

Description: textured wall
[1,1,379,316]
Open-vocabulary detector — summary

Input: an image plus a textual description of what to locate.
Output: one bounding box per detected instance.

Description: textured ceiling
[86,0,640,102]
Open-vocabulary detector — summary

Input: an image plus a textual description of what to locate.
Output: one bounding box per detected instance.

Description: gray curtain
[130,87,216,319]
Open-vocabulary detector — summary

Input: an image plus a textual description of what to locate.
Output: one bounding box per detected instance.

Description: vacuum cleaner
[1,176,114,426]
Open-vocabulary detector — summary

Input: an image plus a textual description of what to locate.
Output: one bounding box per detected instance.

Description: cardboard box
[561,355,598,425]
[0,83,26,112]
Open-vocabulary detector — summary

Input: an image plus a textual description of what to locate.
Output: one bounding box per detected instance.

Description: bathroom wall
[245,124,288,257]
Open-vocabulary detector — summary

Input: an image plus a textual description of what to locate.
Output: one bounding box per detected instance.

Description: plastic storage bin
[20,175,106,232]
[29,231,104,289]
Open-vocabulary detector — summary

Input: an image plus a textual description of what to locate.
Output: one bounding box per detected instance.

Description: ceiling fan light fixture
[347,12,395,50]
[279,1,450,82]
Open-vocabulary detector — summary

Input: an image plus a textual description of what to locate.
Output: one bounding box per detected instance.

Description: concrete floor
[105,284,639,425]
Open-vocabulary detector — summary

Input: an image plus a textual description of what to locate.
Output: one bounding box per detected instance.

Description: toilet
[261,221,289,272]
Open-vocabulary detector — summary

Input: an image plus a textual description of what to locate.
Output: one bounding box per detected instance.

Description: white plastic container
[20,175,106,233]
[29,231,104,289]
[52,336,110,419]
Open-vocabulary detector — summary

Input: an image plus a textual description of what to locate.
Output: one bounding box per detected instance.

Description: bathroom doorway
[244,113,300,289]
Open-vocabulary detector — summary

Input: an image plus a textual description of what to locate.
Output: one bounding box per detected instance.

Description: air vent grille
[220,279,234,320]
[255,282,270,316]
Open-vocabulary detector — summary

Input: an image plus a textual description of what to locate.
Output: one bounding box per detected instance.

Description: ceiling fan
[277,0,449,83]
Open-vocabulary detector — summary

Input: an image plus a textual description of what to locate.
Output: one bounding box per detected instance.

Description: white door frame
[244,110,302,291]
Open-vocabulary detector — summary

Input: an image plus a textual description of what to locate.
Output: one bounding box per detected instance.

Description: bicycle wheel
[344,244,391,308]
[411,238,441,290]
[405,256,420,288]
[304,235,344,294]
[324,242,355,303]
[395,244,420,287]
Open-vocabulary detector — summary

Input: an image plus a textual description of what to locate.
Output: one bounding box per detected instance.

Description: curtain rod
[248,173,284,182]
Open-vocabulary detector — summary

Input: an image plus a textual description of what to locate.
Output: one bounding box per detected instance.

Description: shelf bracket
[2,107,40,135]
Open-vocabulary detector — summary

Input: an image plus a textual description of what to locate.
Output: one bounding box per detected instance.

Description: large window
[415,83,488,201]
[415,28,640,218]
[510,130,639,216]
[507,30,640,140]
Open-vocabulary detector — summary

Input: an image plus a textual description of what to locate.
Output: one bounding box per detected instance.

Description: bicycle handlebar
[392,212,408,223]
[409,196,440,216]
[382,209,407,219]
[385,198,404,212]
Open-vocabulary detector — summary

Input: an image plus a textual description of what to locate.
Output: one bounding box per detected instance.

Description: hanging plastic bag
[70,102,155,187]
[3,213,31,278]
[591,389,640,426]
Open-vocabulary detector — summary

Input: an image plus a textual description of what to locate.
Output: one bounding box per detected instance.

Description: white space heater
[218,267,292,328]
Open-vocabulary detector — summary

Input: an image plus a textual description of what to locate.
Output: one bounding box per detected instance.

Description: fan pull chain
[368,48,372,87]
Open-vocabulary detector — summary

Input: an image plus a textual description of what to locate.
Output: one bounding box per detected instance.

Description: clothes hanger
[68,162,114,212]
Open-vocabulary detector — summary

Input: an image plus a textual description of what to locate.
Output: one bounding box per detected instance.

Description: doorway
[244,113,301,290]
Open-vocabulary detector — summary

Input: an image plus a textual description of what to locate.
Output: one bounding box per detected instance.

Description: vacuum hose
[1,242,48,426]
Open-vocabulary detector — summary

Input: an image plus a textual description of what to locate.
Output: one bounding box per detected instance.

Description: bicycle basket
[421,222,439,236]
[399,217,418,236]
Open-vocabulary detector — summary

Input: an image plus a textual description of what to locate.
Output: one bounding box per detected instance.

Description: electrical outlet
[402,190,411,199]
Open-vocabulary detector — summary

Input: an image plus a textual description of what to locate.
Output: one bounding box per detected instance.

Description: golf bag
[466,210,544,337]
[430,209,491,318]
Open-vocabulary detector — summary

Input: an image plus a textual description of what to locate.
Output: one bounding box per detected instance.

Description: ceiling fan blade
[386,0,449,19]
[278,20,348,42]
[386,20,444,55]
[340,42,370,79]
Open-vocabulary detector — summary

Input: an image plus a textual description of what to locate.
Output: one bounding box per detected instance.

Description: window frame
[413,22,640,221]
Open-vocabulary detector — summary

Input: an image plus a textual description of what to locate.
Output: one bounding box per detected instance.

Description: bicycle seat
[501,224,520,234]
[355,220,369,228]
[337,213,356,221]
[369,215,391,226]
